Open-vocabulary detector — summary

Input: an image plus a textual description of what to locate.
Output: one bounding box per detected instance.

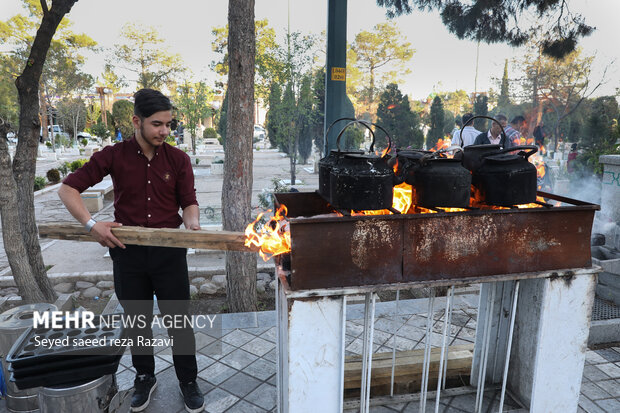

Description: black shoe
[179,380,205,413]
[131,373,157,412]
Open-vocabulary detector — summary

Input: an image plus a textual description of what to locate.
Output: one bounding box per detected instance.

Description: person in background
[115,128,122,142]
[533,122,546,147]
[473,119,506,146]
[451,117,462,140]
[451,113,480,147]
[567,143,578,173]
[58,89,204,413]
[503,116,526,148]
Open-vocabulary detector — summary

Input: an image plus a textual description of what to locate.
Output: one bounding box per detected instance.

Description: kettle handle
[336,120,375,152]
[325,117,358,150]
[459,115,507,148]
[335,120,392,159]
[480,145,538,160]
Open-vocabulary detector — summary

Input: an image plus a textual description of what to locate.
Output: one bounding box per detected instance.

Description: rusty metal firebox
[274,191,599,291]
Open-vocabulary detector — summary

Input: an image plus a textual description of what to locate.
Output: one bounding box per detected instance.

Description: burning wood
[244,204,291,261]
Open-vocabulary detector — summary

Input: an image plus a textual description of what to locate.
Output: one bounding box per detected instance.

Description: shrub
[203,127,218,140]
[69,158,88,172]
[165,136,177,146]
[80,138,88,147]
[34,176,47,191]
[90,122,109,138]
[46,168,61,184]
[45,141,52,148]
[58,161,71,177]
[195,158,201,165]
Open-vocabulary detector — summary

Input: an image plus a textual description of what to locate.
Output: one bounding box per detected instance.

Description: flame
[516,203,542,209]
[381,146,390,158]
[244,204,291,261]
[430,138,451,152]
[353,182,413,215]
[387,104,396,110]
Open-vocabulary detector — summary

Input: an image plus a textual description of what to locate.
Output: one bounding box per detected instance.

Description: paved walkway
[2,295,619,412]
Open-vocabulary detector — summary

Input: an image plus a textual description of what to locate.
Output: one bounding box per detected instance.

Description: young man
[503,115,527,148]
[473,119,505,146]
[58,89,204,413]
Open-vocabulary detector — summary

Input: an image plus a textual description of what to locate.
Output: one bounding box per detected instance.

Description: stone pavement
[2,295,619,412]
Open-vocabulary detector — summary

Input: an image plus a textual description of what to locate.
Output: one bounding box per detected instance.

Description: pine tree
[265,83,281,149]
[297,74,314,164]
[497,60,511,111]
[217,90,228,148]
[427,96,445,149]
[376,83,423,150]
[473,95,489,131]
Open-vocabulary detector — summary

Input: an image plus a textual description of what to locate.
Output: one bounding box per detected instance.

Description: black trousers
[109,245,197,383]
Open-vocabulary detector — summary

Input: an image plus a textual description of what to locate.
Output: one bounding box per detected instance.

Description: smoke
[555,173,602,204]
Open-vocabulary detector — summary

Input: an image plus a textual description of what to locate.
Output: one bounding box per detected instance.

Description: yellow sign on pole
[331,67,346,81]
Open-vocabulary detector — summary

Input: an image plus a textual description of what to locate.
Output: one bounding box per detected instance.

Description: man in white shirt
[451,113,480,147]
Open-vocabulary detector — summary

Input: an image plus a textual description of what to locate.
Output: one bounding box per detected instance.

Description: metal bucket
[0,303,57,413]
[39,374,117,413]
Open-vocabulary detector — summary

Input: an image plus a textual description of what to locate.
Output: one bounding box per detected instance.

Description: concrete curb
[588,318,620,346]
[0,265,275,288]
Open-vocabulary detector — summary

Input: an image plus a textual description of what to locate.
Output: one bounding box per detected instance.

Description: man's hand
[90,222,125,249]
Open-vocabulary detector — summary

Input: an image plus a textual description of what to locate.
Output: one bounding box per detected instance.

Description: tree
[111,23,184,90]
[376,0,593,58]
[176,81,213,154]
[111,100,134,140]
[100,63,127,94]
[473,94,488,131]
[376,83,424,150]
[348,23,414,117]
[217,90,229,148]
[436,89,471,117]
[222,0,257,313]
[427,96,445,149]
[265,83,281,150]
[211,19,283,101]
[0,0,79,303]
[56,96,86,142]
[296,75,314,165]
[497,60,511,112]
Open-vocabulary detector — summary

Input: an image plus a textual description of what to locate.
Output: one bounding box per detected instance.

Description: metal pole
[360,293,376,413]
[420,288,435,413]
[499,281,520,413]
[324,0,348,155]
[442,286,455,390]
[475,283,496,413]
[390,289,400,397]
[435,286,454,412]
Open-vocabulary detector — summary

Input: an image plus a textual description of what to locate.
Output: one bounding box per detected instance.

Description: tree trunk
[222,0,257,313]
[1,0,77,302]
[0,124,48,302]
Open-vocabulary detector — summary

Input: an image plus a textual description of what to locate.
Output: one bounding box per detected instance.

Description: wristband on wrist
[84,218,97,232]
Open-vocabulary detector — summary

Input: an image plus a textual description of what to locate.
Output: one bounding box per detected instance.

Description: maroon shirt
[63,138,198,228]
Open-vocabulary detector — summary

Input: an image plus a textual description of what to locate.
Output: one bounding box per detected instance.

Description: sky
[1,0,618,101]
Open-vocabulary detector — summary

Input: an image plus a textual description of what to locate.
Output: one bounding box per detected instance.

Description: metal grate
[592,297,620,321]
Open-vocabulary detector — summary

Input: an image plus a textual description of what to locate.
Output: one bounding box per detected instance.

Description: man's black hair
[496,114,507,123]
[511,115,526,125]
[133,88,172,119]
[455,117,463,127]
[462,113,474,127]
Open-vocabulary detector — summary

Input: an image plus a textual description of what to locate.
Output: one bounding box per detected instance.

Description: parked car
[254,124,266,140]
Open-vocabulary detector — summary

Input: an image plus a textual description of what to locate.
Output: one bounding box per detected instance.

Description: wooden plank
[343,345,473,390]
[38,222,257,252]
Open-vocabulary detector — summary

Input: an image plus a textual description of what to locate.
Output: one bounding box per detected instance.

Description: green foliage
[497,60,511,111]
[473,95,489,131]
[165,136,176,145]
[69,159,88,173]
[376,83,424,150]
[112,100,134,140]
[265,84,281,150]
[348,22,414,115]
[58,161,70,177]
[57,97,86,139]
[203,127,218,140]
[45,141,52,148]
[55,134,69,148]
[311,68,326,154]
[175,81,213,154]
[195,158,201,165]
[111,23,184,89]
[297,74,315,164]
[33,176,47,191]
[46,168,60,184]
[376,0,591,58]
[80,138,88,147]
[443,110,455,136]
[427,96,445,149]
[90,122,110,139]
[217,90,228,149]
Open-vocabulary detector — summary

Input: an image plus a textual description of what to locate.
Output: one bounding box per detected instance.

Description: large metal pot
[393,149,431,185]
[460,115,508,171]
[473,145,538,206]
[38,374,117,413]
[318,118,368,203]
[329,122,395,211]
[412,151,472,208]
[0,303,57,413]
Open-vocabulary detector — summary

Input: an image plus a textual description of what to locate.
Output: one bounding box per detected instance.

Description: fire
[430,138,451,152]
[387,104,396,110]
[381,146,390,158]
[516,203,543,209]
[352,182,413,215]
[244,204,291,261]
